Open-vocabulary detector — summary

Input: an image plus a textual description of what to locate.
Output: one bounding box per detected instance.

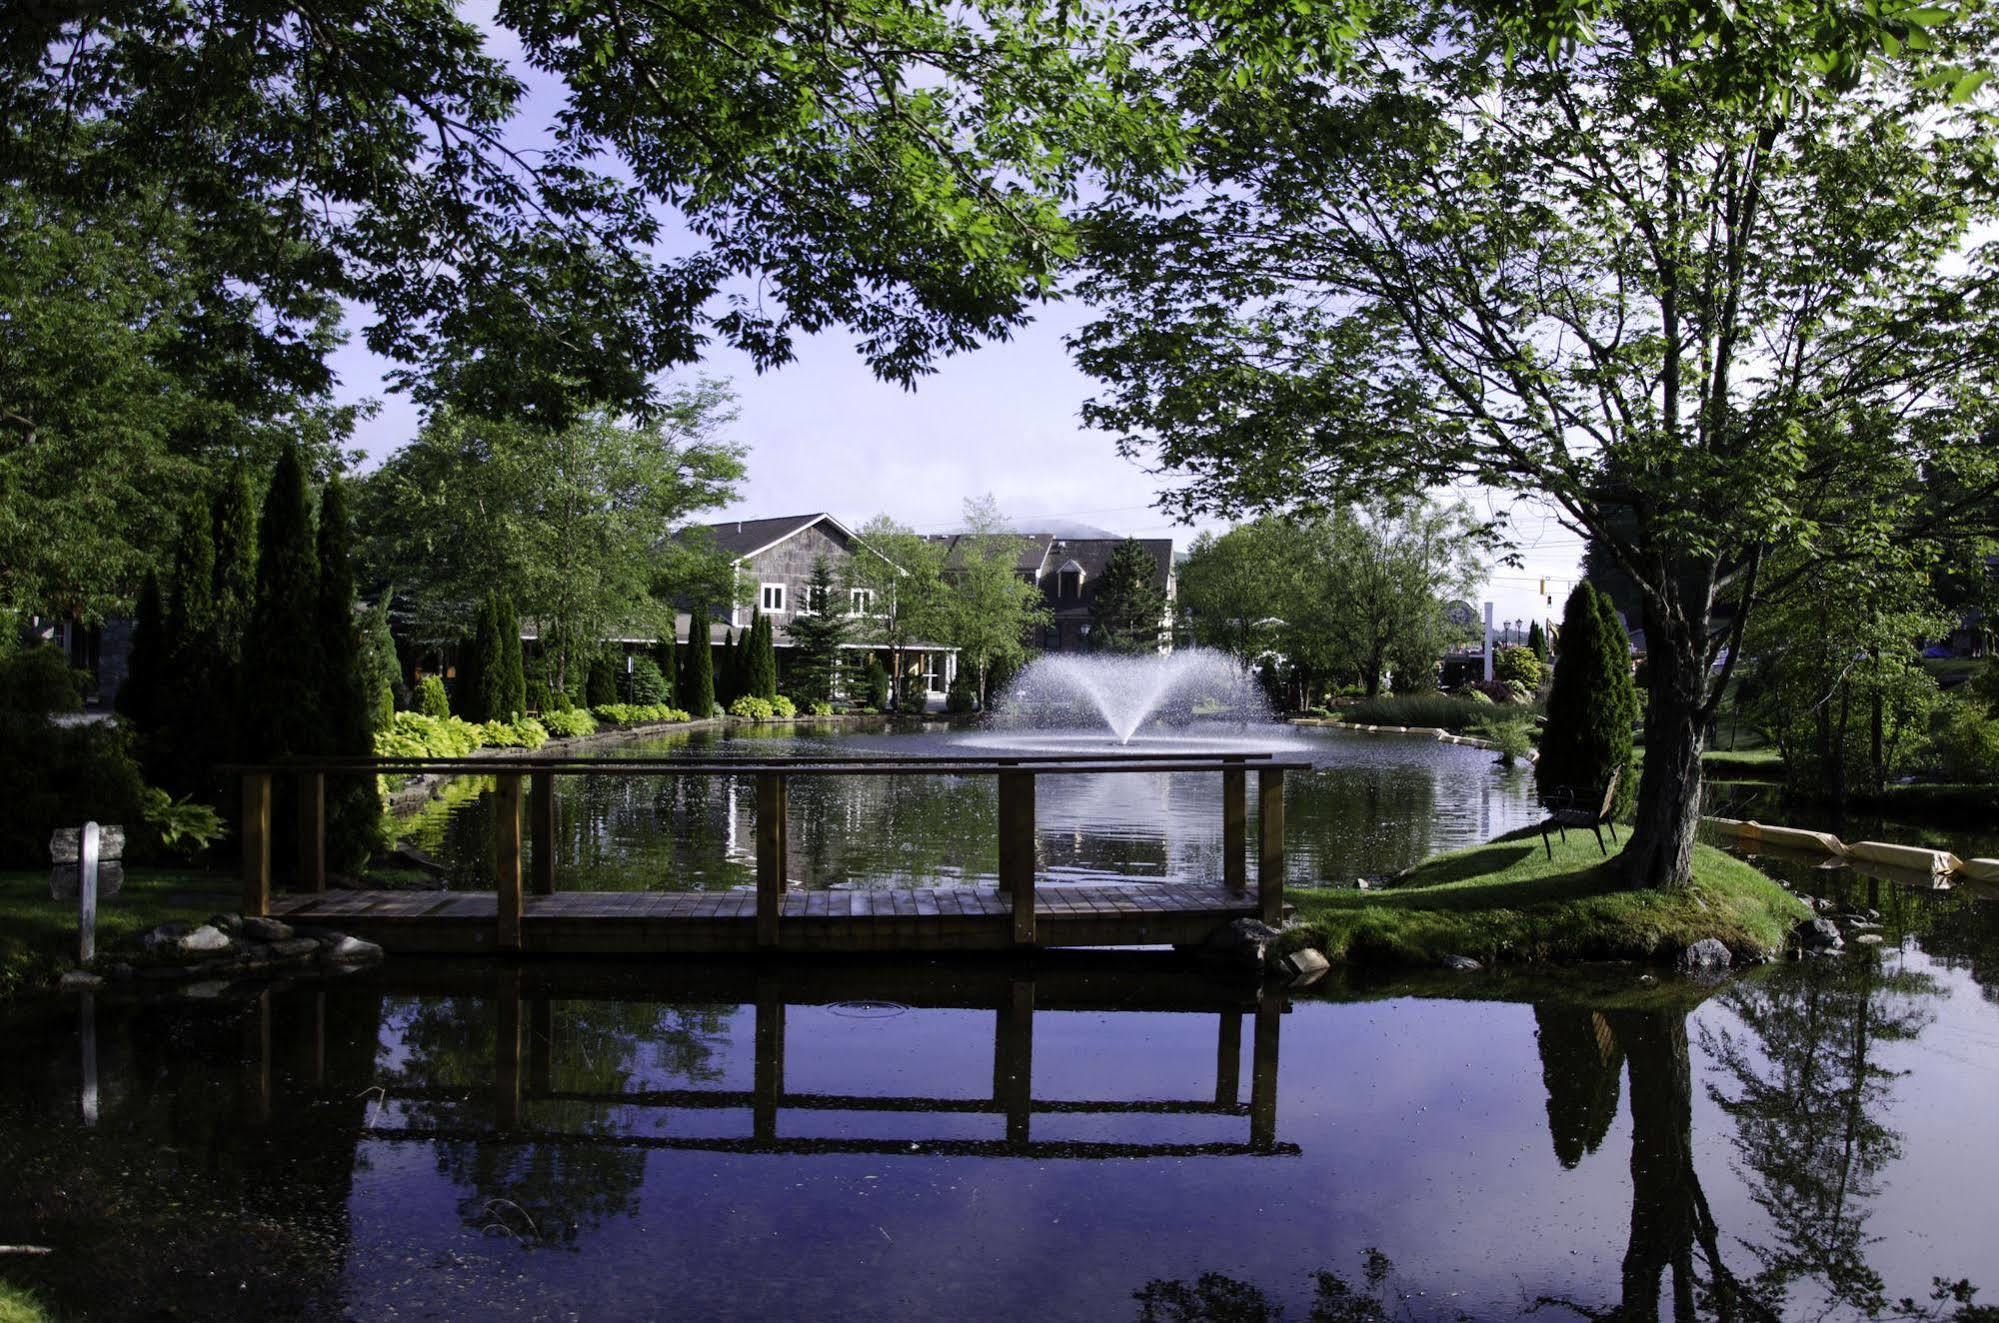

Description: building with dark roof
[927,532,1176,654]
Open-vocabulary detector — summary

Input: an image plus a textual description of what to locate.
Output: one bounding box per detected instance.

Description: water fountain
[970,647,1289,753]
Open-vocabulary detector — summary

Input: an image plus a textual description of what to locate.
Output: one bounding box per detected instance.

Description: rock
[1844,920,1883,932]
[206,913,244,933]
[182,980,231,999]
[1200,918,1285,970]
[240,916,293,942]
[1279,948,1331,984]
[1854,933,1885,946]
[268,937,321,960]
[1676,938,1733,974]
[1441,954,1482,972]
[1355,879,1371,890]
[59,969,103,992]
[175,924,232,955]
[141,921,190,951]
[1793,917,1844,952]
[319,935,385,966]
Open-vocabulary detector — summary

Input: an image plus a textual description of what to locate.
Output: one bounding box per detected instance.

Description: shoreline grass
[1280,827,1807,968]
[0,1280,53,1323]
[0,869,226,1001]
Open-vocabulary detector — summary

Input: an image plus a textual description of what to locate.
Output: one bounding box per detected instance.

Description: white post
[78,820,99,966]
[1482,603,1496,683]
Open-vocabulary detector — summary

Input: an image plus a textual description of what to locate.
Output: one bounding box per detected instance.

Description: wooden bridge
[233,751,1307,956]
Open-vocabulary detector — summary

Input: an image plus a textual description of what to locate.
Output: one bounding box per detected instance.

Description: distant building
[687,513,958,697]
[927,532,1177,654]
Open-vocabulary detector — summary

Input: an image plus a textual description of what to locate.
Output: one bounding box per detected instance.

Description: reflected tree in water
[1535,1007,1625,1169]
[383,993,730,1244]
[1133,1250,1467,1323]
[1701,956,1944,1318]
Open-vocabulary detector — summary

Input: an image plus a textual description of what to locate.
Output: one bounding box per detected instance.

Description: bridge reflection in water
[284,956,1296,1160]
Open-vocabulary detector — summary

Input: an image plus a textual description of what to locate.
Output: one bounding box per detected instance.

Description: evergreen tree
[118,571,165,731]
[717,628,738,705]
[747,609,779,699]
[684,607,716,717]
[652,633,678,707]
[454,596,493,720]
[586,651,619,707]
[858,653,890,710]
[1087,538,1167,653]
[357,593,402,729]
[473,591,514,721]
[210,469,259,664]
[1538,584,1638,813]
[788,555,854,703]
[1528,619,1548,662]
[498,593,526,718]
[317,475,381,872]
[242,445,323,759]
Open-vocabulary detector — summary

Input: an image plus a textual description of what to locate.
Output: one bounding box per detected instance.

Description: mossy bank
[1276,827,1808,968]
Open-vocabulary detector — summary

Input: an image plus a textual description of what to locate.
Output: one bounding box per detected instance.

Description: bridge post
[530,770,557,895]
[994,977,1035,1147]
[1223,761,1247,894]
[1258,765,1286,925]
[753,979,784,1141]
[998,771,1036,945]
[756,773,788,949]
[495,773,524,954]
[1215,1010,1242,1107]
[241,771,272,918]
[1250,987,1281,1152]
[298,770,325,893]
[496,968,522,1129]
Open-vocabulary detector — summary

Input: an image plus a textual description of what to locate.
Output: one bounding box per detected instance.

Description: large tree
[359,380,744,696]
[843,516,951,693]
[1176,520,1296,664]
[787,556,855,705]
[1088,538,1168,653]
[942,496,1051,705]
[1075,4,1999,887]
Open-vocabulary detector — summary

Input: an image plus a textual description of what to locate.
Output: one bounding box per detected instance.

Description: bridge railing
[224,752,1305,950]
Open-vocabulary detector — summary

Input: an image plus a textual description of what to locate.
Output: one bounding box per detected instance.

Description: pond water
[4,882,1997,1321]
[392,723,1544,892]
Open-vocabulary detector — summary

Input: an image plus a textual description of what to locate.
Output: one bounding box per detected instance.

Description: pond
[3,882,1997,1321]
[391,723,1545,892]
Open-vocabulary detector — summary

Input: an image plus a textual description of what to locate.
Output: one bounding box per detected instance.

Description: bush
[808,699,834,717]
[539,707,598,739]
[478,717,550,749]
[946,669,977,714]
[0,645,84,714]
[592,702,692,727]
[898,670,929,713]
[524,678,554,714]
[859,654,891,710]
[586,653,620,707]
[1344,693,1510,733]
[1935,703,1999,783]
[1472,714,1536,765]
[628,655,669,705]
[416,674,450,718]
[375,710,485,759]
[1494,646,1544,691]
[729,695,776,721]
[772,695,797,719]
[0,714,150,866]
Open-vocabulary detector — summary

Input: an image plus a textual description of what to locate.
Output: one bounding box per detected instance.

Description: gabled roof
[703,514,835,560]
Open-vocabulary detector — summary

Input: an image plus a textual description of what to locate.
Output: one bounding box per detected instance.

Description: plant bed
[1278,827,1807,969]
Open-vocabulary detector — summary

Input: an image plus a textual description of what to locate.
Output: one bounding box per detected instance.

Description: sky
[327,297,1586,629]
[326,6,1586,630]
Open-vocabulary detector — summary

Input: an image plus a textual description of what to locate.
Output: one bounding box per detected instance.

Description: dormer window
[1057,558,1086,598]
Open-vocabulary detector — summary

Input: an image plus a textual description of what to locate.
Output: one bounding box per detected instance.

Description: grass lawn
[1281,826,1807,968]
[0,868,228,1001]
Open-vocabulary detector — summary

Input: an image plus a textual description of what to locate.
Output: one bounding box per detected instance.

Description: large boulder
[1200,919,1284,971]
[141,921,190,951]
[240,916,294,943]
[1441,954,1483,972]
[176,925,233,955]
[1278,947,1331,986]
[318,935,385,967]
[1676,938,1733,975]
[1793,917,1844,953]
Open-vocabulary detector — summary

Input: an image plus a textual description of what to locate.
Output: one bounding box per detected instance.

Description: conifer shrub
[1537,583,1638,811]
[628,655,669,705]
[417,674,451,718]
[684,606,717,717]
[586,653,619,707]
[859,654,890,710]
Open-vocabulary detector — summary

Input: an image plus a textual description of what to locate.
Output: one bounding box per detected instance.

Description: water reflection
[394,726,1541,892]
[6,920,1999,1321]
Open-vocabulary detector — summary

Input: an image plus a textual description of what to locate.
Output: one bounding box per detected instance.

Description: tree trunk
[1623,634,1705,891]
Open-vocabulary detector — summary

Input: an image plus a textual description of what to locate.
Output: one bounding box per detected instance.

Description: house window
[760,583,786,612]
[1059,569,1082,598]
[849,588,874,615]
[798,583,828,615]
